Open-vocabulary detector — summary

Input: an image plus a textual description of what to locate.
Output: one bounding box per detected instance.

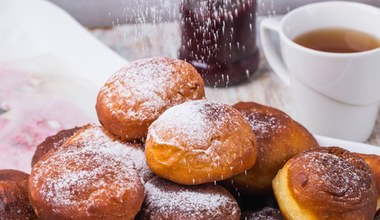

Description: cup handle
[260,18,291,86]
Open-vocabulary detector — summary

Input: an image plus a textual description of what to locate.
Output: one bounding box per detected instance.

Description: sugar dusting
[100,57,177,121]
[69,125,152,180]
[302,151,368,196]
[31,125,146,208]
[242,111,287,139]
[288,147,377,214]
[284,148,378,215]
[143,179,240,219]
[149,100,240,149]
[149,100,211,148]
[148,100,244,169]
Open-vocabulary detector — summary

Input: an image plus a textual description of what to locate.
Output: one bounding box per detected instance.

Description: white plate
[316,135,380,155]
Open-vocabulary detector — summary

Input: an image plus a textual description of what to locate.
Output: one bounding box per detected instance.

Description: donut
[356,153,380,210]
[29,125,146,220]
[145,99,257,185]
[0,169,37,219]
[225,102,318,195]
[241,207,284,220]
[96,57,205,141]
[31,126,82,167]
[63,125,154,182]
[0,169,29,181]
[273,147,377,220]
[136,177,241,220]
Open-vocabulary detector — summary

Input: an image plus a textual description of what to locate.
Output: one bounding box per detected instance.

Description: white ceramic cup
[260,1,380,142]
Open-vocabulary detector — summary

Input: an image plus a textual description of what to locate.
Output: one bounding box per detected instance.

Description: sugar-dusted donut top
[141,177,240,219]
[99,57,204,122]
[148,99,248,149]
[30,125,146,209]
[232,102,290,139]
[145,99,257,185]
[287,147,377,214]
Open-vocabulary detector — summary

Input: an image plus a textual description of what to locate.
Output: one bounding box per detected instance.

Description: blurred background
[49,0,380,27]
[44,0,380,62]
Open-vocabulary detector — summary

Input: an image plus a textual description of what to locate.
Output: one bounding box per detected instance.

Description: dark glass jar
[179,0,259,87]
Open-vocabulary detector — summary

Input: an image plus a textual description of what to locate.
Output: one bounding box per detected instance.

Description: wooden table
[89,22,380,146]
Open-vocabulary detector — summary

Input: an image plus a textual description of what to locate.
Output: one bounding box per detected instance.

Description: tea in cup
[260,1,380,142]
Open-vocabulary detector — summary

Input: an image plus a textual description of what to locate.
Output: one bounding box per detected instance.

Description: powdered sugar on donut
[33,144,141,208]
[242,112,287,139]
[288,147,377,214]
[31,125,147,208]
[149,100,210,148]
[100,57,179,121]
[149,100,241,149]
[148,100,236,171]
[146,99,257,184]
[301,151,369,196]
[66,125,151,180]
[143,179,240,219]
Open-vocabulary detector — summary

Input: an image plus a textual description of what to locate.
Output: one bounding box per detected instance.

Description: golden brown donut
[0,169,37,220]
[63,124,154,182]
[29,125,146,220]
[31,126,81,167]
[145,99,257,185]
[0,169,29,181]
[136,177,241,220]
[357,153,380,210]
[273,147,377,220]
[96,57,205,141]
[225,102,318,195]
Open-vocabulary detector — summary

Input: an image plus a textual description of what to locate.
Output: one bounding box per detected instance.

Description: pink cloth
[0,67,93,172]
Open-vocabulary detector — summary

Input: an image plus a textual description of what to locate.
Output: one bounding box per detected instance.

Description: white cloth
[0,0,126,87]
[0,0,127,172]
